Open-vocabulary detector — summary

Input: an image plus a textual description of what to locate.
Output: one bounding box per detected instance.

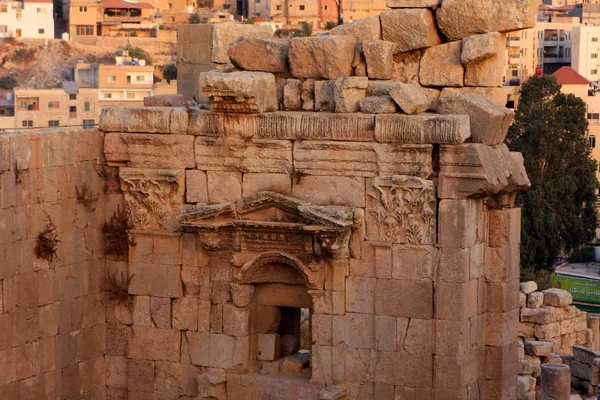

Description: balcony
[543,53,570,63]
[506,37,521,47]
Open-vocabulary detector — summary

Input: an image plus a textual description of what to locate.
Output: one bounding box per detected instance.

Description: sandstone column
[540,364,570,400]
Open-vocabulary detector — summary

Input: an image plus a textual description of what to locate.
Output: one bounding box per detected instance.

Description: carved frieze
[119,168,184,231]
[366,175,436,244]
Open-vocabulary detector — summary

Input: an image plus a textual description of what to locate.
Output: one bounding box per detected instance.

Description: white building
[0,0,54,39]
[572,25,600,82]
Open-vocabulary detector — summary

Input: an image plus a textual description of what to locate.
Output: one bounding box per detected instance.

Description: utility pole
[337,0,343,25]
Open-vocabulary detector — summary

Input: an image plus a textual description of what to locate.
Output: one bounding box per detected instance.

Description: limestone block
[389,81,434,115]
[208,334,236,368]
[346,313,375,349]
[535,322,561,340]
[521,308,557,325]
[375,316,397,351]
[211,24,274,64]
[129,263,182,298]
[315,80,336,112]
[419,41,464,87]
[542,288,573,307]
[374,351,433,387]
[301,79,316,111]
[257,333,281,361]
[319,386,347,400]
[345,276,375,313]
[366,81,399,97]
[207,171,242,203]
[283,79,303,110]
[461,32,502,65]
[527,292,544,309]
[99,106,174,133]
[525,340,553,357]
[228,36,289,73]
[440,87,507,106]
[200,71,278,113]
[185,169,208,203]
[195,137,292,173]
[133,296,151,327]
[392,50,421,83]
[185,331,210,366]
[519,293,526,308]
[540,364,571,400]
[402,319,433,354]
[355,62,367,76]
[293,141,432,178]
[329,16,382,42]
[436,280,478,320]
[436,0,540,41]
[486,342,519,381]
[172,297,199,331]
[520,281,537,294]
[222,304,249,337]
[374,114,470,144]
[334,77,368,113]
[104,133,195,168]
[150,297,172,329]
[242,173,292,195]
[486,281,520,313]
[375,279,433,318]
[380,9,442,53]
[289,35,356,79]
[230,284,254,307]
[292,175,365,208]
[464,36,506,87]
[363,40,395,80]
[128,326,181,362]
[359,96,398,114]
[387,0,440,7]
[484,310,519,347]
[144,94,191,107]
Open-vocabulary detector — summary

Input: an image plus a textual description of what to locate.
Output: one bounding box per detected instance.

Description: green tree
[163,63,177,81]
[189,13,201,24]
[506,75,599,272]
[119,44,153,65]
[0,75,17,89]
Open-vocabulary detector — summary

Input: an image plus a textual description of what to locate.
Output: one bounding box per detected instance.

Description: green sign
[551,274,600,304]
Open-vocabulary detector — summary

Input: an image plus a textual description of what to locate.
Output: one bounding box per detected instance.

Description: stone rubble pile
[194,0,539,120]
[517,281,592,400]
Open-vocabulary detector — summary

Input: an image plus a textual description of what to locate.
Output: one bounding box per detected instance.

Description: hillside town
[7,0,600,399]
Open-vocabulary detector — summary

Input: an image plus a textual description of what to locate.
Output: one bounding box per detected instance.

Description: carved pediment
[180,191,353,258]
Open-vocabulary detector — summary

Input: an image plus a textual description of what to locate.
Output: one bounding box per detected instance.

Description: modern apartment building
[0,0,54,39]
[341,0,386,23]
[572,25,600,82]
[505,28,538,86]
[537,21,577,75]
[75,59,154,106]
[269,0,320,29]
[13,86,98,129]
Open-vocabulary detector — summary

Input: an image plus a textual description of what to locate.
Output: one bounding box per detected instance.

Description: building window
[70,94,77,100]
[299,4,305,10]
[276,4,281,9]
[79,6,87,12]
[104,93,112,99]
[592,69,598,75]
[593,54,599,59]
[136,76,145,82]
[36,7,46,13]
[48,120,59,127]
[0,5,7,12]
[83,119,95,128]
[38,29,44,34]
[593,37,599,42]
[76,25,94,36]
[322,5,327,10]
[48,101,59,109]
[84,101,92,111]
[69,106,76,118]
[590,135,597,148]
[168,3,172,7]
[21,120,33,127]
[127,92,136,99]
[108,75,116,82]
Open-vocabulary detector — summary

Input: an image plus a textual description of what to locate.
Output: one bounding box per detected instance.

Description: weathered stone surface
[387,0,440,7]
[389,81,434,115]
[128,327,181,362]
[283,79,303,111]
[438,93,514,144]
[200,71,278,113]
[228,36,289,73]
[540,364,571,400]
[211,24,274,64]
[464,34,506,87]
[144,94,192,107]
[329,16,382,42]
[359,96,398,114]
[104,133,195,169]
[525,340,553,357]
[375,114,470,144]
[527,292,543,309]
[289,36,356,79]
[440,87,507,106]
[461,32,502,65]
[363,40,395,80]
[380,9,442,53]
[315,80,336,112]
[542,289,573,307]
[194,137,292,173]
[419,41,464,87]
[520,308,557,325]
[100,106,187,134]
[436,0,540,41]
[392,50,421,83]
[521,281,538,294]
[438,144,530,199]
[302,79,316,111]
[334,77,369,113]
[366,81,399,97]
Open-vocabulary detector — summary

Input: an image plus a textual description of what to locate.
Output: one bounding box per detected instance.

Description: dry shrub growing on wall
[106,269,132,304]
[76,183,99,210]
[34,222,59,262]
[14,161,23,184]
[103,205,135,258]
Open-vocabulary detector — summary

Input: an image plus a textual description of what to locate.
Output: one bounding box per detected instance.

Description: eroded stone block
[334,77,369,113]
[289,36,356,79]
[363,40,395,80]
[419,41,464,87]
[228,36,289,73]
[380,9,442,53]
[374,114,470,144]
[389,81,434,115]
[200,71,278,113]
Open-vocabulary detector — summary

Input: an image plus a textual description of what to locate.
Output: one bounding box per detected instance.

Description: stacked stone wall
[0,129,108,399]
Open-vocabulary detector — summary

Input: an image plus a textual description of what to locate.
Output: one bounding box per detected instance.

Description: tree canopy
[506,75,599,271]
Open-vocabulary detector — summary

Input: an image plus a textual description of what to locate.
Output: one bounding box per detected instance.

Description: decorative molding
[237,251,316,288]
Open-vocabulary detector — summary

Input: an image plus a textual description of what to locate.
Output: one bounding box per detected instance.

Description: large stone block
[228,36,289,73]
[129,263,182,298]
[105,133,195,169]
[359,96,398,114]
[334,77,369,113]
[99,106,187,134]
[374,351,433,386]
[283,79,303,111]
[542,288,573,307]
[363,40,395,80]
[200,71,278,113]
[289,36,356,79]
[484,310,519,347]
[315,80,336,112]
[440,87,508,106]
[464,35,507,87]
[329,16,382,42]
[292,175,365,208]
[419,41,464,87]
[128,326,181,362]
[436,0,540,41]
[211,24,274,64]
[380,9,442,53]
[375,279,433,318]
[461,32,502,65]
[392,50,421,83]
[374,114,470,144]
[389,81,434,115]
[387,0,440,7]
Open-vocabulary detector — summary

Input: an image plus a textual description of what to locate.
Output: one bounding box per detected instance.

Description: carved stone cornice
[179,191,353,259]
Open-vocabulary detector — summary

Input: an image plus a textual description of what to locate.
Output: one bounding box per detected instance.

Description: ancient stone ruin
[0,0,546,399]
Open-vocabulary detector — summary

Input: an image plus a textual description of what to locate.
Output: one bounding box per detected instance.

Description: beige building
[342,0,386,23]
[13,86,98,129]
[75,61,154,106]
[270,0,320,29]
